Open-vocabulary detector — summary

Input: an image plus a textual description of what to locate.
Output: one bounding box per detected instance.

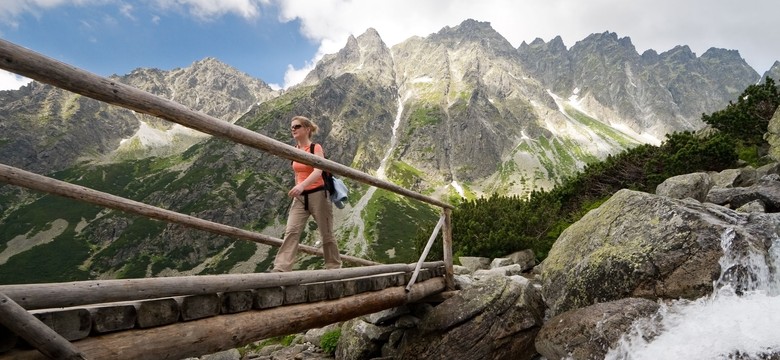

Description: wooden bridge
[0,39,455,359]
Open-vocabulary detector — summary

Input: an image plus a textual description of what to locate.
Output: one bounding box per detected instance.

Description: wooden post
[0,278,445,360]
[442,208,455,290]
[406,214,445,291]
[0,163,376,268]
[0,293,88,360]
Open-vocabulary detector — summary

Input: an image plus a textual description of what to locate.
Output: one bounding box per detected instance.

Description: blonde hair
[292,116,318,136]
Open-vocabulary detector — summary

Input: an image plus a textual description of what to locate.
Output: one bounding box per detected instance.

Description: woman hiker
[271,116,342,272]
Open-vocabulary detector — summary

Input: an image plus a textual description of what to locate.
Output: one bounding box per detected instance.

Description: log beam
[0,262,443,310]
[0,278,445,360]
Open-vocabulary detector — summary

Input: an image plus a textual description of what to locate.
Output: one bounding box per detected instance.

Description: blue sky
[1,0,779,91]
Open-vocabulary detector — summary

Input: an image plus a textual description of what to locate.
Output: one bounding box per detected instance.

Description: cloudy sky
[1,0,778,91]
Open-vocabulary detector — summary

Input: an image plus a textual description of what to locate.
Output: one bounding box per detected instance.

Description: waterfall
[338,95,406,256]
[604,229,780,359]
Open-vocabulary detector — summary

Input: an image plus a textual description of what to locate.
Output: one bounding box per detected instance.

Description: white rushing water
[339,95,406,255]
[604,229,780,359]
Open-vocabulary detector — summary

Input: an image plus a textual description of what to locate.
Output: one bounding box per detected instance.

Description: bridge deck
[0,264,446,359]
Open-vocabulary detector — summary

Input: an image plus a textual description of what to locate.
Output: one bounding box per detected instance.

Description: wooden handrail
[0,39,453,210]
[0,163,377,268]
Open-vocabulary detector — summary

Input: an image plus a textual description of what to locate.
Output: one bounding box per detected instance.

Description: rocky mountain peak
[700,47,745,62]
[548,35,567,51]
[431,19,516,57]
[575,31,637,54]
[762,61,780,82]
[659,45,696,62]
[299,27,395,87]
[519,36,567,54]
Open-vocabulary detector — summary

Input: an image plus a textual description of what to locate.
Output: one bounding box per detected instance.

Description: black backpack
[309,143,335,195]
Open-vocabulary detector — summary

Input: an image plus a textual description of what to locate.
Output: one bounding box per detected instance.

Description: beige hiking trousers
[273,190,342,271]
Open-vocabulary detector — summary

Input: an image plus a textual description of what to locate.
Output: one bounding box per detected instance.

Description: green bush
[320,329,341,354]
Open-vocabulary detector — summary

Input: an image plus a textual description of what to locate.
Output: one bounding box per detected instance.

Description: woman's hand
[288,184,305,197]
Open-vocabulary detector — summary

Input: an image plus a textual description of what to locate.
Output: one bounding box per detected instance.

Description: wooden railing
[0,38,455,359]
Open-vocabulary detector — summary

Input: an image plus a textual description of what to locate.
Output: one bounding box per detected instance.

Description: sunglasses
[291,124,304,130]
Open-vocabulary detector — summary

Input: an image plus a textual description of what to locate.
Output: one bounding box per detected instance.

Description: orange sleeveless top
[292,143,325,191]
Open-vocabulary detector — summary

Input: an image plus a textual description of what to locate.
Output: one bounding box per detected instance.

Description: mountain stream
[337,94,407,257]
[604,228,780,359]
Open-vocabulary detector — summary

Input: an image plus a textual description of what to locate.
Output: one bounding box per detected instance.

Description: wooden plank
[0,292,87,359]
[176,294,220,321]
[220,291,253,314]
[305,283,328,303]
[31,309,91,341]
[254,287,284,309]
[283,285,307,305]
[342,279,356,297]
[88,305,136,334]
[0,263,442,310]
[0,278,445,360]
[0,38,453,211]
[134,298,179,328]
[325,281,344,300]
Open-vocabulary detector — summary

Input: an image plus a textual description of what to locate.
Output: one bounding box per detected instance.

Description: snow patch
[121,120,206,150]
[611,123,662,145]
[411,76,433,83]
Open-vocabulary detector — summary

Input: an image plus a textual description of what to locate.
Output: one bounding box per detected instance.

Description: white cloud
[150,0,265,21]
[282,61,315,88]
[274,0,780,88]
[0,70,32,91]
[0,0,110,19]
[119,3,135,20]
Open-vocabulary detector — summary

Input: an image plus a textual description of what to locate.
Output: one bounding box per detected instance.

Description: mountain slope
[0,19,769,283]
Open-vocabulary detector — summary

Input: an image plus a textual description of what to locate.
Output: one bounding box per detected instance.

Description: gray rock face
[540,189,780,317]
[534,298,660,360]
[0,58,276,175]
[765,106,780,162]
[518,32,760,139]
[395,275,544,360]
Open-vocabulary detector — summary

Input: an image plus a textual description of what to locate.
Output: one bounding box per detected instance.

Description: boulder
[458,257,491,272]
[507,249,536,271]
[303,323,340,349]
[474,264,525,278]
[705,179,780,211]
[335,318,391,360]
[655,172,711,201]
[535,298,660,360]
[395,275,544,360]
[540,189,780,317]
[755,162,780,179]
[709,167,756,189]
[490,257,513,268]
